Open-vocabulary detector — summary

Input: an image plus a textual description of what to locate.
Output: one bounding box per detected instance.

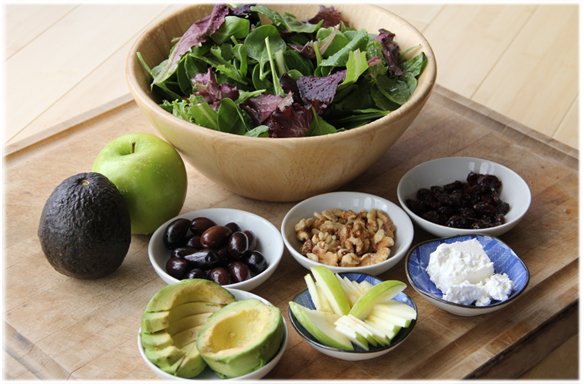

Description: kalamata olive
[201,226,232,249]
[228,232,248,259]
[183,248,226,270]
[190,217,217,235]
[186,268,208,280]
[229,261,252,283]
[225,222,240,233]
[208,267,232,285]
[171,246,199,259]
[186,235,202,249]
[217,246,230,261]
[166,257,189,280]
[242,250,268,274]
[163,218,191,249]
[243,230,257,250]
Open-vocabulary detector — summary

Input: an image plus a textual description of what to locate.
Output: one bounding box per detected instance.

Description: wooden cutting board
[4,85,578,380]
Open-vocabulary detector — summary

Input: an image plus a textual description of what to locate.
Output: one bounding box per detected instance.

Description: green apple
[92,132,187,235]
[310,266,351,316]
[349,280,406,320]
[289,302,354,351]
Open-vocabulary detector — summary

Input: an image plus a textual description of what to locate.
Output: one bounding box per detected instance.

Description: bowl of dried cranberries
[397,157,531,238]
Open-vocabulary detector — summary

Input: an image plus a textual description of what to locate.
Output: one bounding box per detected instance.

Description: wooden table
[4,85,578,380]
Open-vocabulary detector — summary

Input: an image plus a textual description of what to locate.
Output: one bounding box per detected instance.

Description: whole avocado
[38,172,132,279]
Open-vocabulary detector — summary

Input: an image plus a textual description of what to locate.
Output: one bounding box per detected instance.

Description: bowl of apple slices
[288,266,417,361]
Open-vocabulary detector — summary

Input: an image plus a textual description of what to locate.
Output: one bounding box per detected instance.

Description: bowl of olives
[148,208,284,291]
[397,157,531,238]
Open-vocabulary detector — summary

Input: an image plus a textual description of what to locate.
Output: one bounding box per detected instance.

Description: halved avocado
[196,299,285,379]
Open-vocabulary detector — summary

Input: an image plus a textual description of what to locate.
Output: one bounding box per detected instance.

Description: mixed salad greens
[138,4,427,138]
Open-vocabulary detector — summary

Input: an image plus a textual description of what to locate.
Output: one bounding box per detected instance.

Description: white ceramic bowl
[148,208,283,291]
[288,273,417,361]
[281,192,414,276]
[138,289,288,380]
[397,157,531,238]
[405,235,530,316]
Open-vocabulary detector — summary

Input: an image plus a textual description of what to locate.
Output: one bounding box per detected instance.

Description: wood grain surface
[3,85,578,380]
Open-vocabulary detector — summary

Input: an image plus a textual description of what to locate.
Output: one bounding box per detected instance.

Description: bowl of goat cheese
[405,235,529,316]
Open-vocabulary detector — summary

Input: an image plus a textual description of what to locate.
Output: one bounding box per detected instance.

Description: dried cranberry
[406,199,426,215]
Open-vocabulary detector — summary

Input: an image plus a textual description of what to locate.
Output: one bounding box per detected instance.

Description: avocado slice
[145,279,236,312]
[37,172,131,279]
[196,299,285,379]
[140,279,236,378]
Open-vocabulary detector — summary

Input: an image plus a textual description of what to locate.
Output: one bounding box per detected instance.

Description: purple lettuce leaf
[192,67,239,111]
[296,70,346,114]
[375,28,403,76]
[285,25,340,59]
[228,4,260,25]
[266,101,313,138]
[239,93,284,126]
[153,4,229,85]
[304,5,347,28]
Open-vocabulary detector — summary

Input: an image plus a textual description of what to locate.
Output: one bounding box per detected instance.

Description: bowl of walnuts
[281,192,414,276]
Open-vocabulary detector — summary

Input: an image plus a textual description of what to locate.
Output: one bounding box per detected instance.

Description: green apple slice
[336,316,378,347]
[348,315,389,346]
[334,323,369,350]
[348,278,367,297]
[316,282,334,313]
[336,275,359,306]
[304,274,323,311]
[360,280,374,291]
[289,302,354,351]
[310,266,350,316]
[364,317,398,342]
[377,301,418,320]
[349,280,406,320]
[370,308,409,328]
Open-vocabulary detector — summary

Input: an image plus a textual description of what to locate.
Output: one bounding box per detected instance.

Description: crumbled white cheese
[426,239,514,306]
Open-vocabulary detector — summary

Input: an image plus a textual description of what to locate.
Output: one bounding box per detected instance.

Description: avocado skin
[38,172,131,279]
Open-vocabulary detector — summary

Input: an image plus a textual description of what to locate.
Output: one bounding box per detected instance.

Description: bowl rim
[138,288,289,380]
[404,234,531,310]
[288,272,418,354]
[281,191,414,272]
[396,156,532,234]
[148,207,284,290]
[126,3,437,143]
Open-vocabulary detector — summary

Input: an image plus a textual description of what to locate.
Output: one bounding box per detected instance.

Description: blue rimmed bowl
[405,235,530,316]
[288,273,417,361]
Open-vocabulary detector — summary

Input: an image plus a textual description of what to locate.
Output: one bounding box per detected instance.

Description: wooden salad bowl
[126,4,437,202]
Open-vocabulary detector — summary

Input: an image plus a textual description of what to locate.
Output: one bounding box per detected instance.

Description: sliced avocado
[145,279,236,312]
[167,313,212,335]
[37,172,131,279]
[144,344,186,372]
[172,326,203,349]
[141,311,169,334]
[168,302,223,322]
[196,299,285,379]
[175,341,206,378]
[141,330,173,350]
